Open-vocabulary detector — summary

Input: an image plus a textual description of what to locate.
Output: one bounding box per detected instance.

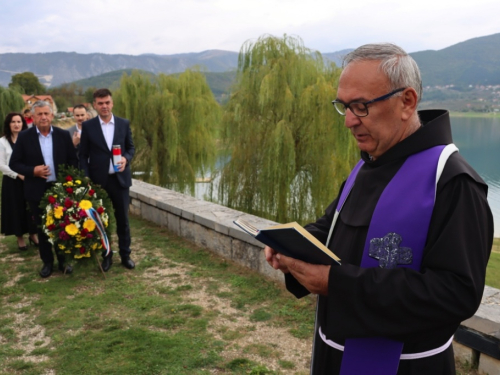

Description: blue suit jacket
[9,126,78,201]
[79,116,135,188]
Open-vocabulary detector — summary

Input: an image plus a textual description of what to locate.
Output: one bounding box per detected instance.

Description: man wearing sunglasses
[265,43,493,374]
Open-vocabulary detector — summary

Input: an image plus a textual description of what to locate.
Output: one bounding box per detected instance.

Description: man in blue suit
[10,101,78,277]
[79,88,135,271]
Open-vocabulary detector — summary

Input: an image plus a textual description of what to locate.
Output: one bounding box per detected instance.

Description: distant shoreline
[449,112,500,119]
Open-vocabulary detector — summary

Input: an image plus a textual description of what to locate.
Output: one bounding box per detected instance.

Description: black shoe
[101,256,113,272]
[59,263,73,274]
[121,257,135,269]
[18,245,28,251]
[39,263,53,278]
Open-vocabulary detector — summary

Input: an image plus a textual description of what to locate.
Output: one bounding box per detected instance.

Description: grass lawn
[0,215,315,375]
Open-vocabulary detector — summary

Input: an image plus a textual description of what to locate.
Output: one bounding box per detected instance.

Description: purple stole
[335,145,447,375]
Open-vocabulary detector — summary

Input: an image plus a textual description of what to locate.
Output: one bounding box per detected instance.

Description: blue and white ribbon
[85,208,110,257]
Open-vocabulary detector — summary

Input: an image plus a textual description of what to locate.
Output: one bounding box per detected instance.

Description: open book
[233,218,341,266]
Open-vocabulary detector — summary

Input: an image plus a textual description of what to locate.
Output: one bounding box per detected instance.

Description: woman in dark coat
[0,113,38,250]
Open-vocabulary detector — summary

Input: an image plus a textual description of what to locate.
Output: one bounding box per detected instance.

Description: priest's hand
[276,254,330,296]
[264,246,290,274]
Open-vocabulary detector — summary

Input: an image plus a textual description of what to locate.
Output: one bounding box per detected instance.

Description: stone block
[231,238,261,272]
[141,204,161,225]
[478,353,500,375]
[180,219,196,243]
[167,213,180,235]
[129,198,141,216]
[453,341,477,365]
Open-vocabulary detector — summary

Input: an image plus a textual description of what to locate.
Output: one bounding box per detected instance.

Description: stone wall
[129,179,500,374]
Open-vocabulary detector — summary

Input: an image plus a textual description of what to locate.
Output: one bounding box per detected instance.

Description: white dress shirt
[99,115,116,174]
[37,126,56,182]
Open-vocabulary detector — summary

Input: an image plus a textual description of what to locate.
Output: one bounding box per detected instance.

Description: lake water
[450,116,500,237]
[193,116,500,237]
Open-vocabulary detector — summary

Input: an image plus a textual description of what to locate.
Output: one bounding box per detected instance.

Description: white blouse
[0,136,19,179]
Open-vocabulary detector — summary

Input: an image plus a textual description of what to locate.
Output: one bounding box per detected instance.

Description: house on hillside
[22,94,58,114]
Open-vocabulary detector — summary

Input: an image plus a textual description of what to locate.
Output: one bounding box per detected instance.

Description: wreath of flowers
[40,165,115,261]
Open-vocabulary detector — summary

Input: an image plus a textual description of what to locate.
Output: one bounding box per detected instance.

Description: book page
[233,218,259,236]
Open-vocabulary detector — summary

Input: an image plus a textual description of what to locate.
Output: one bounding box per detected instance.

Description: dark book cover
[234,219,341,266]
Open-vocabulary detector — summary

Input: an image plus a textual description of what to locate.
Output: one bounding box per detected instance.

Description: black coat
[79,116,135,188]
[9,126,78,202]
[286,110,494,374]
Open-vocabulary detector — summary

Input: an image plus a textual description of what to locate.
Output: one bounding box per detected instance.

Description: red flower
[65,175,73,182]
[48,196,56,204]
[88,189,95,196]
[79,247,85,254]
[80,228,89,236]
[66,187,74,194]
[97,206,104,214]
[48,224,56,231]
[64,198,73,208]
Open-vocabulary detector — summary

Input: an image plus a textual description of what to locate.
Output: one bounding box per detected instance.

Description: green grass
[0,215,314,375]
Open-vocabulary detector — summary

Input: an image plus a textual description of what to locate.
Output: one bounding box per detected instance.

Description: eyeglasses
[332,88,406,117]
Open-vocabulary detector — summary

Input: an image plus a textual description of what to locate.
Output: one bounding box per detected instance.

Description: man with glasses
[265,43,493,374]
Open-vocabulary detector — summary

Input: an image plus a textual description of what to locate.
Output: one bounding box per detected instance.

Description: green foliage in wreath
[39,165,116,262]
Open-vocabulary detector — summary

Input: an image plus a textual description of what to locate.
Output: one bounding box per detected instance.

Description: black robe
[285,110,494,374]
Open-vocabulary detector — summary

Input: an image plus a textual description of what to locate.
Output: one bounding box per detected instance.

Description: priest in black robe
[265,43,493,375]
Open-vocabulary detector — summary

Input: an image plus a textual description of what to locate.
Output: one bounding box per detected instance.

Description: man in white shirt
[79,89,136,272]
[67,104,88,152]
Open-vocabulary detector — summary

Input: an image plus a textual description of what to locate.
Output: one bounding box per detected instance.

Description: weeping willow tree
[0,86,25,124]
[113,70,220,193]
[220,35,358,224]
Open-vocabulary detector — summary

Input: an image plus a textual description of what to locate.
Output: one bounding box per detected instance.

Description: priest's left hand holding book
[233,218,339,296]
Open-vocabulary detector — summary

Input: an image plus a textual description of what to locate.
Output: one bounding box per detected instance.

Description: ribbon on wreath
[85,208,111,257]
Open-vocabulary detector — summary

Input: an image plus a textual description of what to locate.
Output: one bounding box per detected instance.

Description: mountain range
[1,33,499,90]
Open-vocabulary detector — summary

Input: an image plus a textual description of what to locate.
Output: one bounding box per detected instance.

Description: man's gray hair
[31,100,53,114]
[343,43,423,103]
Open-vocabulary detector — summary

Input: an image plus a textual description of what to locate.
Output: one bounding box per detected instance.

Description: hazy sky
[1,0,499,55]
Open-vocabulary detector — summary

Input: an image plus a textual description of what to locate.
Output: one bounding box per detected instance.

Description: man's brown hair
[93,88,112,100]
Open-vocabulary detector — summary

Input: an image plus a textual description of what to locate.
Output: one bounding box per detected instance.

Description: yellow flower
[64,181,74,187]
[54,206,64,219]
[46,215,54,226]
[92,243,98,250]
[74,251,91,259]
[75,180,82,185]
[79,200,92,210]
[65,224,78,236]
[83,219,96,232]
[58,244,65,250]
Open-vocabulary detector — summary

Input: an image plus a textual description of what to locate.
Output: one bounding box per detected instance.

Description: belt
[318,326,453,360]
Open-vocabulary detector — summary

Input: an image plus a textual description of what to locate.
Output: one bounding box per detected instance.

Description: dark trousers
[29,183,64,265]
[102,174,131,259]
